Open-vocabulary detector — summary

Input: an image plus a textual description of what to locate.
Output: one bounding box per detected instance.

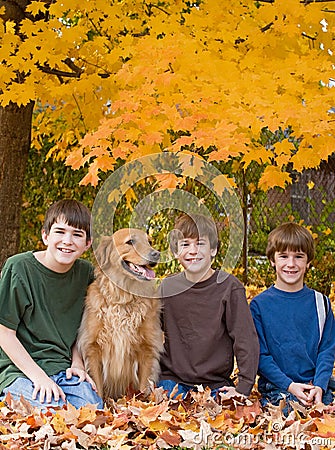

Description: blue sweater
[250,285,335,392]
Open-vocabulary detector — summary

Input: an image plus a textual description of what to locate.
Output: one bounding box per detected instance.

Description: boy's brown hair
[169,213,219,254]
[266,222,315,263]
[42,199,91,243]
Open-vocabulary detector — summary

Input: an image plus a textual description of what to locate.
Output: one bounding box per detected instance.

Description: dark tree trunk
[0,101,34,268]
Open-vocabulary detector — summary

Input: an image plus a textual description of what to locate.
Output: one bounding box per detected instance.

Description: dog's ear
[95,236,114,269]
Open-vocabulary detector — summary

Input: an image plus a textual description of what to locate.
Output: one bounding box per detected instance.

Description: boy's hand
[66,367,98,391]
[288,382,315,405]
[305,385,323,404]
[219,386,247,399]
[32,374,66,404]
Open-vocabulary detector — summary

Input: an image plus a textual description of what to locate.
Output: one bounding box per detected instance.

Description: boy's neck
[184,267,215,284]
[33,250,75,273]
[274,279,304,292]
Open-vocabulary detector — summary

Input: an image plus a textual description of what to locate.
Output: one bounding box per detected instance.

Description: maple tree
[1,0,335,266]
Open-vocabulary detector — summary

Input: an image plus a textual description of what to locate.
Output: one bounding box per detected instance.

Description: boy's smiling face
[272,249,309,292]
[41,219,91,272]
[174,235,217,283]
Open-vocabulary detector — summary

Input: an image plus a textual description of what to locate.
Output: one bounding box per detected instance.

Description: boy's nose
[286,257,295,266]
[188,243,198,253]
[62,233,73,244]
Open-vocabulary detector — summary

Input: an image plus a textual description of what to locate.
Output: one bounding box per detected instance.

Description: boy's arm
[250,300,293,391]
[66,342,97,391]
[313,301,335,392]
[0,324,66,403]
[226,286,259,396]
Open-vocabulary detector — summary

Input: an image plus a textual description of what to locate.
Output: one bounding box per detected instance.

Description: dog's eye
[126,239,134,245]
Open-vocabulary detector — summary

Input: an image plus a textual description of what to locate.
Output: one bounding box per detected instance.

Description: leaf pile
[1,387,335,449]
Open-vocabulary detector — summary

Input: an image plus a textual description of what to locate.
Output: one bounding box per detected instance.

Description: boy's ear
[41,229,48,246]
[172,249,180,259]
[210,247,217,258]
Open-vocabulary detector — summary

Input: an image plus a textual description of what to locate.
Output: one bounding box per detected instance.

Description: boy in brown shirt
[158,213,259,398]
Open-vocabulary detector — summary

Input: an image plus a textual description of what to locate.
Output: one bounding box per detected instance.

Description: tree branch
[301,31,317,40]
[301,0,335,4]
[261,22,274,32]
[36,64,81,80]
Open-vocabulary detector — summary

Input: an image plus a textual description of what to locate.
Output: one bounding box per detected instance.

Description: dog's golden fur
[77,228,162,401]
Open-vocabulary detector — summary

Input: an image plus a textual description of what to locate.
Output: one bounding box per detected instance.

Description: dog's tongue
[144,267,155,280]
[130,263,156,280]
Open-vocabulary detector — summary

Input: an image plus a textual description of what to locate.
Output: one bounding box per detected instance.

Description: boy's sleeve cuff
[236,380,253,397]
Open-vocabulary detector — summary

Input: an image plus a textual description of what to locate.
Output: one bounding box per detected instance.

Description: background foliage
[21,143,335,295]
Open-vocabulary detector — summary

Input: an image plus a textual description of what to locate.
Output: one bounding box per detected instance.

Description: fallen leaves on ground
[1,387,335,449]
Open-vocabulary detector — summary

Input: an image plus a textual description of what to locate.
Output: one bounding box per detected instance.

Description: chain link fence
[247,157,335,256]
[233,155,335,293]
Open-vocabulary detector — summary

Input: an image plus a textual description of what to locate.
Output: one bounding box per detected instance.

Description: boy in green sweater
[0,199,103,409]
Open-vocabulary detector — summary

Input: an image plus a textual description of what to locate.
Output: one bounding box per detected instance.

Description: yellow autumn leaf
[26,1,47,16]
[241,147,272,166]
[323,228,332,236]
[307,181,315,190]
[179,151,206,179]
[125,188,137,209]
[273,140,295,156]
[290,144,322,171]
[212,175,234,196]
[5,21,16,34]
[51,414,70,434]
[107,189,121,204]
[258,165,292,191]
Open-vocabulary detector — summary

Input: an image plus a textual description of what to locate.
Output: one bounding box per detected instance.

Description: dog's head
[95,228,160,282]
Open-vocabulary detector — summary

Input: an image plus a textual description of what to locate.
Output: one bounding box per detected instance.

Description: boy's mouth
[58,248,74,253]
[187,258,202,262]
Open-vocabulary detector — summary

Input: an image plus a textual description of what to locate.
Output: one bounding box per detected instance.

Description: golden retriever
[77,228,162,401]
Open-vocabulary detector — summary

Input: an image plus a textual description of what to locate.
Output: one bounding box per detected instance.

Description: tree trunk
[0,101,34,268]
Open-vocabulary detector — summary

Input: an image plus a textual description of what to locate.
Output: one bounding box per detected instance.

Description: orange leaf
[139,401,169,427]
[235,400,262,423]
[155,172,179,190]
[314,414,335,437]
[160,429,181,446]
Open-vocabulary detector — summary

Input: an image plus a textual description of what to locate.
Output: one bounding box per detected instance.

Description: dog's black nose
[149,249,160,263]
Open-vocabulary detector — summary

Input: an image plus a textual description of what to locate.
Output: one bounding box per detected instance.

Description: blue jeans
[0,371,103,410]
[157,379,224,399]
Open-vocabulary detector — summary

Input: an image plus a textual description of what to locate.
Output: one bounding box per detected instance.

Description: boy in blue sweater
[250,222,335,409]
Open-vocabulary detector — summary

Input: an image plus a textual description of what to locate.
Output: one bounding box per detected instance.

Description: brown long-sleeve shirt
[159,270,259,396]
